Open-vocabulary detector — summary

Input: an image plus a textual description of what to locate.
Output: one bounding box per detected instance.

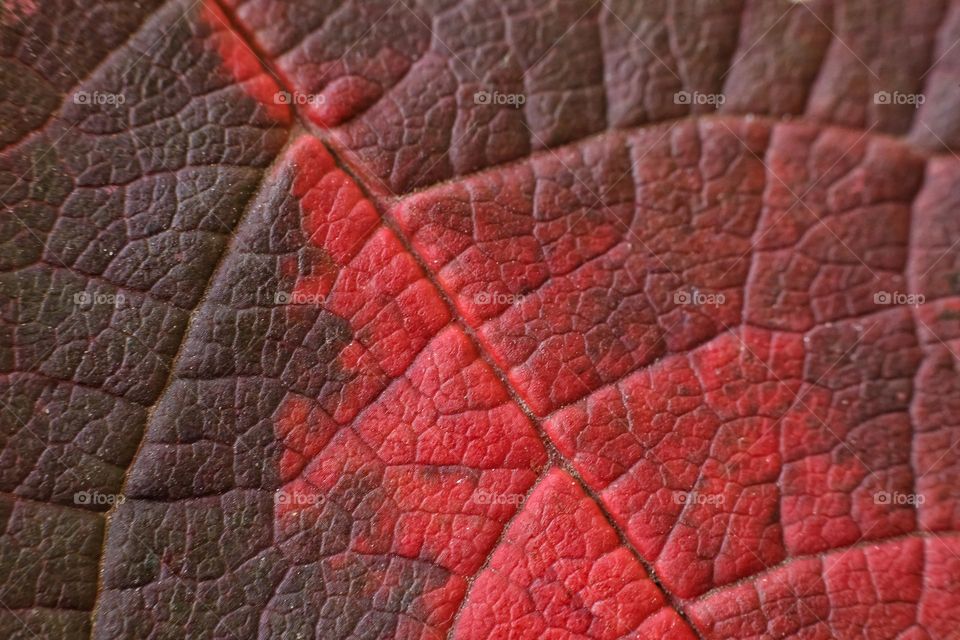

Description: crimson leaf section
[394,118,771,415]
[689,535,960,639]
[0,0,289,637]
[392,114,960,633]
[455,468,696,639]
[95,137,548,639]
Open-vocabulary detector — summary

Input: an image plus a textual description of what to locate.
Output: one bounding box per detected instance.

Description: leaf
[2,1,960,639]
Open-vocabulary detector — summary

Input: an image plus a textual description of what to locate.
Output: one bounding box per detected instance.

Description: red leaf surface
[2,1,960,639]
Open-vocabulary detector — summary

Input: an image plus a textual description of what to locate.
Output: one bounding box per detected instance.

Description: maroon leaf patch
[2,1,960,639]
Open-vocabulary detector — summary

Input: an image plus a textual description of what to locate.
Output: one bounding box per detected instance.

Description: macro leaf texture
[2,0,960,639]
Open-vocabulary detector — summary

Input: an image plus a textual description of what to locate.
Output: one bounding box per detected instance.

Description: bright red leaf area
[2,1,960,639]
